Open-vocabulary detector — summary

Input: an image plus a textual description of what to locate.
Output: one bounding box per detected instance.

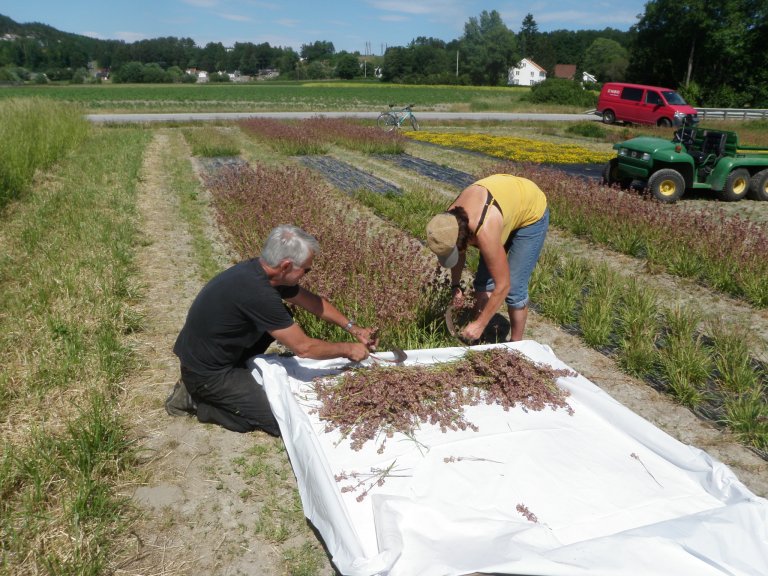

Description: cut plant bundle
[313,347,577,452]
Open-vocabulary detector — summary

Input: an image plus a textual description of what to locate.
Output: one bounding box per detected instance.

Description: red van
[597,82,698,127]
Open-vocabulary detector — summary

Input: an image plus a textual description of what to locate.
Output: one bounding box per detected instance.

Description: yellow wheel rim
[733,177,748,194]
[658,179,678,197]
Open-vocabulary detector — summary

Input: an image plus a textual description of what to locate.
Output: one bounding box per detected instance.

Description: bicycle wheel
[410,115,419,130]
[377,112,398,131]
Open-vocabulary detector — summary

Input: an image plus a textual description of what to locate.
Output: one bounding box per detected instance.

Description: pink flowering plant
[498,162,768,308]
[204,162,447,348]
[239,117,405,155]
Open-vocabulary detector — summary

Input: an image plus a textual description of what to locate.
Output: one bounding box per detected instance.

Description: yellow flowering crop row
[406,131,613,164]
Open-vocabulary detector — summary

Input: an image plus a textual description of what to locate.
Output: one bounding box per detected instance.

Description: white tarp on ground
[251,341,768,576]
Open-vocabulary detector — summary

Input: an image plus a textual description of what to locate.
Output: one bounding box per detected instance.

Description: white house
[507,58,546,86]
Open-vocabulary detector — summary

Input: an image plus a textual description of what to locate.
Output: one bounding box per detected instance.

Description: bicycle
[377,103,419,131]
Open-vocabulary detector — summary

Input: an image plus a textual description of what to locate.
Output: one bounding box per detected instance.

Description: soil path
[116,131,300,575]
[115,130,767,576]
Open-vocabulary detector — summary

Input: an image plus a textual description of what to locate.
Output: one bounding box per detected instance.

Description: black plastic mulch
[408,140,604,183]
[297,155,401,196]
[197,156,249,173]
[378,153,604,187]
[541,162,604,180]
[376,153,477,189]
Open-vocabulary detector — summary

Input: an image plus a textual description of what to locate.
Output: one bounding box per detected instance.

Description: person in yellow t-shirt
[425,174,549,343]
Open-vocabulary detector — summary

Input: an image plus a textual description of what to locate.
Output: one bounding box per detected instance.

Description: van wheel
[749,169,768,201]
[648,169,685,203]
[602,110,616,124]
[719,169,751,201]
[657,117,672,127]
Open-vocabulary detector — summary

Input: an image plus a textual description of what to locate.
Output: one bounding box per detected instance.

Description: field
[1,85,767,576]
[0,81,587,114]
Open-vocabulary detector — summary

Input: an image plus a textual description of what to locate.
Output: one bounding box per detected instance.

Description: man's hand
[345,342,371,362]
[350,325,379,351]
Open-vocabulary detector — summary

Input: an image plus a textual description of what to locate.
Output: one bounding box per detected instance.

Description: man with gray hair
[167,224,377,434]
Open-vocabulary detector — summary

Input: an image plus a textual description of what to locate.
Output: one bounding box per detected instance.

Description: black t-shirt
[173,258,299,374]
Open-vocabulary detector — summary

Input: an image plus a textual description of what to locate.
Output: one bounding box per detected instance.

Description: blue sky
[0,0,646,54]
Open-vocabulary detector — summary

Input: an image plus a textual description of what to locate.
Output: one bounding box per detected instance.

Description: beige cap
[426,212,459,268]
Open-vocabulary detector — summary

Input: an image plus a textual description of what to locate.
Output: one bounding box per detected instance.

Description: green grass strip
[0,126,150,574]
[0,98,89,211]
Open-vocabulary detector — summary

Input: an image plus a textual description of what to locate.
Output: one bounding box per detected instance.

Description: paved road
[87,111,602,123]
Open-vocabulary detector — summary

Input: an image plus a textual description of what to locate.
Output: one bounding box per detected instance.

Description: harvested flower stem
[313,348,576,452]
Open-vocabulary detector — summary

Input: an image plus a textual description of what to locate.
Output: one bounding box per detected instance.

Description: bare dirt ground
[115,131,767,576]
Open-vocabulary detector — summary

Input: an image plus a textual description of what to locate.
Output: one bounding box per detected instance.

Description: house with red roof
[507,58,546,86]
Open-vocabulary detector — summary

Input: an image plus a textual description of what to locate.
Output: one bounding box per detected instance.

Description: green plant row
[0,97,89,211]
[0,125,150,573]
[182,126,241,157]
[531,248,766,452]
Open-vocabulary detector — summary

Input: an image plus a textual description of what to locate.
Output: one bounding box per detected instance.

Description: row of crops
[188,118,768,456]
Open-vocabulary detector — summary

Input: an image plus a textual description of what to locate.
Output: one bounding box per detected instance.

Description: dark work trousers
[179,331,280,435]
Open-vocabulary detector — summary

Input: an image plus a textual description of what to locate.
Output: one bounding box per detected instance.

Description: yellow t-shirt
[473,174,547,242]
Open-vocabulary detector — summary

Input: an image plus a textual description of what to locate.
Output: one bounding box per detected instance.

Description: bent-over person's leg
[505,208,549,341]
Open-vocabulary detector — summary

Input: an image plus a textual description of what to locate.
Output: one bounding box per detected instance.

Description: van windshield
[662,91,688,105]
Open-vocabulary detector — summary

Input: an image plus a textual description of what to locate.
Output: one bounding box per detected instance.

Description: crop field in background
[0,81,560,113]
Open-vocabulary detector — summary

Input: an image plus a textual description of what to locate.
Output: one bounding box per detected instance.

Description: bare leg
[507,305,528,342]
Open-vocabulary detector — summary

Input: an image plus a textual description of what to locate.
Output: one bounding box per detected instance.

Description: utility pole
[364,41,371,78]
[456,50,459,76]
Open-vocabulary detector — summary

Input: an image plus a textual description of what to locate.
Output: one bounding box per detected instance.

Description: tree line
[1,0,766,107]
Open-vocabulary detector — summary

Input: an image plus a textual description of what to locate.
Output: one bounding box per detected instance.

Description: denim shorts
[473,207,549,309]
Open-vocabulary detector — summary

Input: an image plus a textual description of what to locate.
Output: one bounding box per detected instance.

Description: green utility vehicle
[602,125,768,203]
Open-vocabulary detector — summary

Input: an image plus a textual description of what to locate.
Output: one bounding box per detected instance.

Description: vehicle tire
[377,112,397,131]
[748,169,768,201]
[601,158,632,190]
[602,109,616,124]
[719,168,751,201]
[410,115,419,130]
[657,117,673,127]
[648,169,685,203]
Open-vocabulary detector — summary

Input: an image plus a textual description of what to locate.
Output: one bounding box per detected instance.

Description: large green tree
[627,0,768,106]
[381,37,454,83]
[583,38,629,81]
[519,13,539,59]
[460,10,517,85]
[335,52,361,79]
[300,40,335,62]
[381,46,409,82]
[408,37,453,80]
[198,42,228,72]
